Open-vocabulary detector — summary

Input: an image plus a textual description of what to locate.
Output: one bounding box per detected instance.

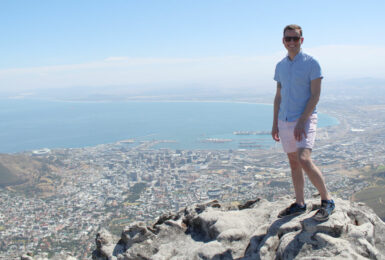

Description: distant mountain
[2,83,274,103]
[323,77,385,102]
[0,154,47,188]
[0,162,20,187]
[3,76,385,104]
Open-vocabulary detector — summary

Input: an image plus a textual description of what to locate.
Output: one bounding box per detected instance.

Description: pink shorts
[278,114,317,153]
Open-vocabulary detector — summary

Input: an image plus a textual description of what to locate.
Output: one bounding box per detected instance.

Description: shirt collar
[286,50,303,62]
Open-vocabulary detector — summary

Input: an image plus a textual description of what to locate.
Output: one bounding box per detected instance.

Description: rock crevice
[90,197,385,260]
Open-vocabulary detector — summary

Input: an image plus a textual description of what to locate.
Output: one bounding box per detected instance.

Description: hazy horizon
[1,1,385,100]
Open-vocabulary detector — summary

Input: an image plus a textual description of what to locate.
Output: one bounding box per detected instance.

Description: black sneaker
[313,199,335,222]
[278,203,307,218]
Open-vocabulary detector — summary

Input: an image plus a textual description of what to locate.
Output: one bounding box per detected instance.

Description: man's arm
[294,77,322,141]
[272,82,281,142]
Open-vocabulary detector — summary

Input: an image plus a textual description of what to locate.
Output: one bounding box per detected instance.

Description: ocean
[0,99,339,153]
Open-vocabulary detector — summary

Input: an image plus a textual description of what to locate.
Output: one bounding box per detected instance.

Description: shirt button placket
[287,62,293,121]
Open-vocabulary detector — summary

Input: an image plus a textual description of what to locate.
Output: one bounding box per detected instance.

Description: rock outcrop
[20,253,77,260]
[92,197,385,260]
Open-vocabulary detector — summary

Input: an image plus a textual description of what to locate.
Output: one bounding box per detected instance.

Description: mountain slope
[0,154,43,187]
[0,161,19,186]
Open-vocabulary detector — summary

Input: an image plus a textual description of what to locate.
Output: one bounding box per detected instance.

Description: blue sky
[1,0,385,96]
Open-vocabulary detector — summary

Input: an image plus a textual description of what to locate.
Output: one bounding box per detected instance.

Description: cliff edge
[90,197,385,260]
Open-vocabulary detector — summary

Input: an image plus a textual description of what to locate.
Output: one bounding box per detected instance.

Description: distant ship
[233,131,270,135]
[202,138,232,143]
[119,139,135,144]
[350,128,365,132]
[238,143,262,148]
[238,141,262,148]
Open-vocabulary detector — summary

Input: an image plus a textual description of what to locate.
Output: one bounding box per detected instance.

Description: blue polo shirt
[274,51,323,122]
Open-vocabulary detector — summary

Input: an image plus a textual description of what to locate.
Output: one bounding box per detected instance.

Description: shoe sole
[313,215,329,222]
[278,210,306,218]
[313,210,334,222]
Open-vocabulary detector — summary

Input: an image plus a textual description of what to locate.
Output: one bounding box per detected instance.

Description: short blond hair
[283,24,302,36]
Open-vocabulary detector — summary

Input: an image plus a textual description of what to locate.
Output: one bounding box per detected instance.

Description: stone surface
[20,255,34,260]
[90,197,385,260]
[21,254,77,260]
[92,228,122,260]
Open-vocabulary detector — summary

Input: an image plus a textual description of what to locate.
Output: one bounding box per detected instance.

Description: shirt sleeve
[310,59,323,81]
[274,63,280,83]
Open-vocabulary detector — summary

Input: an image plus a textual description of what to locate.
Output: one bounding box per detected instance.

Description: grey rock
[21,255,34,260]
[238,198,260,210]
[21,254,77,260]
[121,222,155,247]
[92,228,121,260]
[92,197,385,260]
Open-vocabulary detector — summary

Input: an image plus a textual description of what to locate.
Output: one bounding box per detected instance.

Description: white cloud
[0,55,278,92]
[104,56,129,62]
[0,45,384,94]
[307,45,385,80]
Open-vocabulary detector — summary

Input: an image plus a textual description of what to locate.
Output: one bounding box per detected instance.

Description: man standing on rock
[271,24,335,221]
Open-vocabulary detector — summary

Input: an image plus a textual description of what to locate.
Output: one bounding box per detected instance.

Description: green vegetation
[130,182,147,194]
[126,193,140,202]
[354,186,385,221]
[376,165,385,172]
[352,165,385,221]
[108,223,127,236]
[107,183,147,236]
[0,163,19,186]
[112,217,131,225]
[123,182,147,203]
[108,215,136,236]
[17,186,40,198]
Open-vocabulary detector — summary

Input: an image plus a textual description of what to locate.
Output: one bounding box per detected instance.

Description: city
[1,100,385,259]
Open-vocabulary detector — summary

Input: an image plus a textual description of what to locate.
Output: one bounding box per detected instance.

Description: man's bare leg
[287,152,305,206]
[297,148,331,201]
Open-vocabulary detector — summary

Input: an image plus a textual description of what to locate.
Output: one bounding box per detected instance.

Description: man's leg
[287,152,305,206]
[297,148,331,201]
[277,119,308,218]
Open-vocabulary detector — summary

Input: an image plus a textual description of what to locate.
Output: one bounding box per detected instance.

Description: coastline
[0,98,339,154]
[4,96,274,105]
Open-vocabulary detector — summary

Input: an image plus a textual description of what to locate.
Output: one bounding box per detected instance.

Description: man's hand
[271,125,280,142]
[293,78,321,142]
[294,120,306,141]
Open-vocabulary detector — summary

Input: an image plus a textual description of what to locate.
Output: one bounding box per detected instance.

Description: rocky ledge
[91,197,385,260]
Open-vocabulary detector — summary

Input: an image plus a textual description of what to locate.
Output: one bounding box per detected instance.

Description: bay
[0,99,338,153]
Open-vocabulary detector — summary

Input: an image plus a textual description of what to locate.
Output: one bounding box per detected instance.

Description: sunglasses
[284,36,301,42]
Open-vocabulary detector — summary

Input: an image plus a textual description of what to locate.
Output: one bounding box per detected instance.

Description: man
[272,24,334,221]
